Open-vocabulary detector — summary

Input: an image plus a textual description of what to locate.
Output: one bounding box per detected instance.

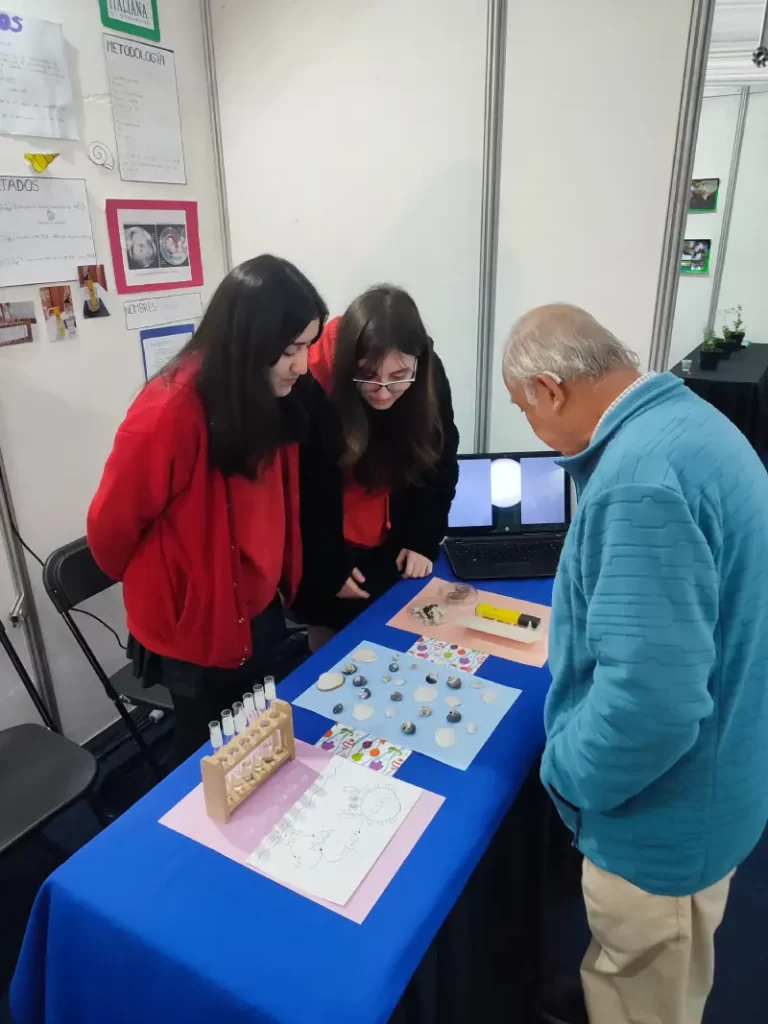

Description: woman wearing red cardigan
[294,285,459,650]
[87,255,327,763]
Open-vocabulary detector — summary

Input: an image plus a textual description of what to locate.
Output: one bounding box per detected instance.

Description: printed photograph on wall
[77,264,110,319]
[106,199,202,294]
[39,285,78,341]
[0,301,37,347]
[689,178,720,212]
[680,238,711,275]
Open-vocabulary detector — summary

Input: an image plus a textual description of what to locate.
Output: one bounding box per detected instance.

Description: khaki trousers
[581,858,732,1024]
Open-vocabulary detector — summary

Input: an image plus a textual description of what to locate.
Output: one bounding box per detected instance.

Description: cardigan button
[243,646,249,653]
[240,658,246,666]
[238,617,244,624]
[230,544,235,551]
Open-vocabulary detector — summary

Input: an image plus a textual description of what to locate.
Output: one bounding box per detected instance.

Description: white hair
[502,303,639,398]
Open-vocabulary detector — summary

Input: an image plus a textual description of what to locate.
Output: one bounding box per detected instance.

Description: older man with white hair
[502,304,768,1024]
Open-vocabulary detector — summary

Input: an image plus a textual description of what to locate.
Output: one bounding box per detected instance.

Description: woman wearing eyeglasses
[294,284,459,649]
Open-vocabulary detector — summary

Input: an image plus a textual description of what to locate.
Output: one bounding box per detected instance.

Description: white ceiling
[712,0,764,45]
[709,0,768,83]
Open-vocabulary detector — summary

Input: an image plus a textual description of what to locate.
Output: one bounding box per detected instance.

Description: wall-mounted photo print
[77,264,110,319]
[689,178,720,212]
[0,300,37,347]
[39,285,78,341]
[105,199,202,294]
[680,238,711,275]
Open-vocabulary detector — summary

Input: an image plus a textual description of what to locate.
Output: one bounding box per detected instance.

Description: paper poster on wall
[106,199,203,294]
[0,177,96,287]
[39,285,77,341]
[680,239,711,275]
[77,265,110,319]
[689,178,720,212]
[140,322,195,380]
[124,291,203,330]
[0,300,36,347]
[0,13,78,139]
[99,0,160,42]
[103,34,185,184]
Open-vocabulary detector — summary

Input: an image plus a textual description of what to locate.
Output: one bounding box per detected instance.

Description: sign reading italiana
[99,0,160,42]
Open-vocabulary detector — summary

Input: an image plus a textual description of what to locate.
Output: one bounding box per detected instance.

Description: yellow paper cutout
[24,153,59,173]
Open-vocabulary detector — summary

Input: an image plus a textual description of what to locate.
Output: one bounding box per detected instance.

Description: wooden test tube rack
[200,698,296,823]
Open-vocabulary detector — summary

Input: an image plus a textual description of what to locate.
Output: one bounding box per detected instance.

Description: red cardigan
[309,318,390,549]
[87,365,301,668]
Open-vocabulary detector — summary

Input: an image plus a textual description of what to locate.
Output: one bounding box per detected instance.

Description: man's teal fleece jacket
[542,372,768,896]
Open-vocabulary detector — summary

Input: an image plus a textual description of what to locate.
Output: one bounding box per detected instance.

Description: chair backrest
[43,536,116,613]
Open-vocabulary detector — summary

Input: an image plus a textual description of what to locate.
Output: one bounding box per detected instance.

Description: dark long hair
[330,285,443,489]
[165,255,327,478]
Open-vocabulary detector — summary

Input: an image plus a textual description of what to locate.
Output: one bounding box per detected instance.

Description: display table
[11,561,555,1024]
[671,343,768,451]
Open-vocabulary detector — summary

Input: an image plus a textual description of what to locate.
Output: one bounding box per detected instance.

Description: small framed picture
[105,199,203,294]
[680,238,712,275]
[689,178,720,212]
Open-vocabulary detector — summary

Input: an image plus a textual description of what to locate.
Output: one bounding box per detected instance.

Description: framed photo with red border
[106,199,203,294]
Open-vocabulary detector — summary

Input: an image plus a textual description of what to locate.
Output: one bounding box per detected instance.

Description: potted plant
[700,327,720,371]
[727,305,746,347]
[719,322,736,357]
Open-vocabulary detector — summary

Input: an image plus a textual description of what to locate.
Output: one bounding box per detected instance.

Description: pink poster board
[160,740,443,924]
[388,577,551,668]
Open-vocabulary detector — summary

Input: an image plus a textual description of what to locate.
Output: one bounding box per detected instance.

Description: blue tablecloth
[11,562,553,1024]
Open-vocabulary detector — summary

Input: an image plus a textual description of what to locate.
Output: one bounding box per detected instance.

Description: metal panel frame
[649,0,717,371]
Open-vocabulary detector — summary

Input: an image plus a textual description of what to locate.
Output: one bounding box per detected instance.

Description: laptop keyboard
[450,538,562,562]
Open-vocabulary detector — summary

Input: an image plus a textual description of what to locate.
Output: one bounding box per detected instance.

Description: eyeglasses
[352,372,417,394]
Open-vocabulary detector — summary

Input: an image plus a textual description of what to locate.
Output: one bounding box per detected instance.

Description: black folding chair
[0,617,106,857]
[43,537,169,779]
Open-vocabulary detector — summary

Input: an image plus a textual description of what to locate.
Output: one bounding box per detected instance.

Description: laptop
[443,452,572,581]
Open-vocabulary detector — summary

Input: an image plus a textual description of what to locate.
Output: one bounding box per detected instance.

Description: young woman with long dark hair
[87,255,327,762]
[295,284,459,649]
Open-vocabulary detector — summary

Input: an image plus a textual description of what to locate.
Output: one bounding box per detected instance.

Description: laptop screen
[448,453,570,536]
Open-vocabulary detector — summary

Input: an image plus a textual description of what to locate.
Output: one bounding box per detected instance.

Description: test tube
[209,720,223,754]
[254,684,266,716]
[232,700,244,720]
[252,684,273,759]
[264,676,276,708]
[243,691,256,723]
[221,709,235,773]
[264,677,281,754]
[221,708,235,744]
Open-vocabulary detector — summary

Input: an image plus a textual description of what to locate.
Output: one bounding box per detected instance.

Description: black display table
[671,343,768,452]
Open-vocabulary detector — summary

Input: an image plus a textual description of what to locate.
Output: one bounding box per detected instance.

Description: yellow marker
[52,305,65,338]
[86,277,99,313]
[25,153,59,172]
[475,602,541,629]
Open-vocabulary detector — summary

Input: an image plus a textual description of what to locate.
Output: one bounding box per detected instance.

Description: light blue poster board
[293,641,522,771]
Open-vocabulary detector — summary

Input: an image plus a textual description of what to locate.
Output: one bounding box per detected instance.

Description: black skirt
[292,536,402,631]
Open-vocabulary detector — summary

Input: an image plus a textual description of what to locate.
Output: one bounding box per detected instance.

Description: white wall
[718,87,768,343]
[210,0,486,450]
[667,88,742,368]
[0,0,225,741]
[489,0,696,451]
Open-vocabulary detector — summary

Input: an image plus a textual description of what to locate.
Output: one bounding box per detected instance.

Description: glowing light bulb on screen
[490,458,522,508]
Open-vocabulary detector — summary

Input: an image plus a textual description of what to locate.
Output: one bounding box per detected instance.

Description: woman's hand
[336,567,370,600]
[397,549,433,579]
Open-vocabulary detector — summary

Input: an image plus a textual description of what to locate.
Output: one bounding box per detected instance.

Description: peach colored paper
[387,577,551,668]
[159,740,444,923]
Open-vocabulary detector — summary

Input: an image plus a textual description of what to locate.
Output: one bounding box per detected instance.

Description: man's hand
[396,549,433,579]
[336,567,370,600]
